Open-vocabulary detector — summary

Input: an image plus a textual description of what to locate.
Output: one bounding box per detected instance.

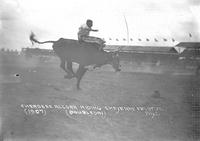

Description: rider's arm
[90,29,98,32]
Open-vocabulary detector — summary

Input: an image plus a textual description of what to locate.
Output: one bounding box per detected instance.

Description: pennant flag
[138,38,142,41]
[174,47,186,54]
[189,33,192,38]
[146,38,150,41]
[172,38,175,42]
[163,38,167,41]
[154,38,158,42]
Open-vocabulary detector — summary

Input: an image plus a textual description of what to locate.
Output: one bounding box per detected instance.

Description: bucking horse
[29,32,121,89]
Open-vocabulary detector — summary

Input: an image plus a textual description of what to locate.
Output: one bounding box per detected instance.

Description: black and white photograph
[0,0,200,140]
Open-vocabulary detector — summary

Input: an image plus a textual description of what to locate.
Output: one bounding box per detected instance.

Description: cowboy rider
[78,19,105,49]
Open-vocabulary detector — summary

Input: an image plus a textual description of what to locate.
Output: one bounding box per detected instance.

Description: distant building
[104,45,177,54]
[104,45,179,65]
[175,42,200,58]
[21,48,55,56]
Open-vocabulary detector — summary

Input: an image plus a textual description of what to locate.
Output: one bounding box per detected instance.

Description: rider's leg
[83,36,105,50]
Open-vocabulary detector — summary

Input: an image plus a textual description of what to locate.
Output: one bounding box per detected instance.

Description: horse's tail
[29,32,55,45]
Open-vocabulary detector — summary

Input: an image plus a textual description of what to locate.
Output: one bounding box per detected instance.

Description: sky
[0,0,200,50]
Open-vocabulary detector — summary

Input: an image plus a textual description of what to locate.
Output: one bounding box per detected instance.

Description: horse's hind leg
[60,59,74,79]
[66,61,75,75]
[75,66,87,90]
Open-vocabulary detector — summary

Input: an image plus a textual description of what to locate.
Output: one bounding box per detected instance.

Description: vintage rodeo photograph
[0,0,200,140]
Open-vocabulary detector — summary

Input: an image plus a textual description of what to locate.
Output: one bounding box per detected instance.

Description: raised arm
[90,29,98,32]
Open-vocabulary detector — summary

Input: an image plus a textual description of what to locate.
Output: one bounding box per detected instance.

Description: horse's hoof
[64,75,74,79]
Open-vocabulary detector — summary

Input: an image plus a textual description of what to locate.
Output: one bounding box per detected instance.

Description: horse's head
[109,51,121,72]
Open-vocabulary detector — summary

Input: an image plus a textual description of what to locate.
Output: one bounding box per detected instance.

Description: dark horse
[30,33,121,89]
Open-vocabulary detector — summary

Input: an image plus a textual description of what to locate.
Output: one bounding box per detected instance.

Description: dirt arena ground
[0,52,199,141]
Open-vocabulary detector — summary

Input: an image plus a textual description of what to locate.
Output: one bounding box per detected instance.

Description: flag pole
[123,14,129,44]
